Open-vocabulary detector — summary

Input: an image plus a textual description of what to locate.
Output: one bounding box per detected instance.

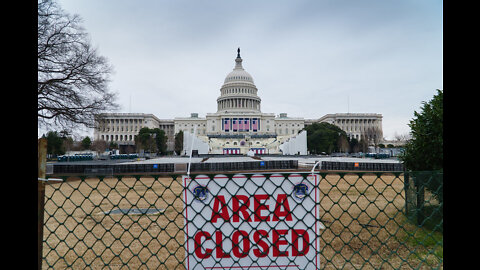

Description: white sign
[183,173,325,269]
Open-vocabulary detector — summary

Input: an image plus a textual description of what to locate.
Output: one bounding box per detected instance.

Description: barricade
[52,160,406,175]
[320,161,403,171]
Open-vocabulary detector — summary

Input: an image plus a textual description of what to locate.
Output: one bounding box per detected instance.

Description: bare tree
[62,136,74,152]
[38,0,118,130]
[363,126,382,147]
[394,132,411,142]
[358,136,369,153]
[91,139,107,153]
[337,135,350,153]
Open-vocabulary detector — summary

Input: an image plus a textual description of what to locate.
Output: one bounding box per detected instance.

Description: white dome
[224,70,254,84]
[217,48,262,113]
[223,49,255,84]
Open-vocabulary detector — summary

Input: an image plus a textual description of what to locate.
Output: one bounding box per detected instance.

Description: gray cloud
[51,0,442,140]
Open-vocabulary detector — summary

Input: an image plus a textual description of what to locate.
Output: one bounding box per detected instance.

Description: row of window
[101,134,134,142]
[337,119,378,124]
[178,129,207,135]
[348,133,378,140]
[275,123,302,127]
[343,125,380,132]
[100,119,174,129]
[102,119,147,124]
[225,141,263,146]
[222,87,256,95]
[100,126,140,132]
[100,134,176,142]
[179,123,206,127]
[226,76,252,81]
[218,98,260,110]
[277,128,298,135]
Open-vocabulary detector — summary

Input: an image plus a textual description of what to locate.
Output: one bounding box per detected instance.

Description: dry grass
[317,173,442,270]
[41,172,442,269]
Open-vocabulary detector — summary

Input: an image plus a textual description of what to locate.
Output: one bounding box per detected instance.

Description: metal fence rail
[40,171,443,269]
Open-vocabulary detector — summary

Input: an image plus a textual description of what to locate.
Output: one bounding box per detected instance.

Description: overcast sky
[51,0,442,140]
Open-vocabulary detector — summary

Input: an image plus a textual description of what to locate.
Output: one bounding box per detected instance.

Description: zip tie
[311,160,321,175]
[38,177,63,182]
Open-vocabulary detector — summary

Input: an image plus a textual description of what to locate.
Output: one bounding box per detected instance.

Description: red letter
[232,195,252,222]
[292,229,310,256]
[194,231,212,258]
[211,195,230,223]
[272,194,292,221]
[253,194,270,222]
[272,229,289,257]
[253,230,269,258]
[232,230,250,258]
[215,231,230,258]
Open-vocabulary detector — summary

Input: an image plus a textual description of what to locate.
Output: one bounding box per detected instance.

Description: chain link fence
[40,171,443,269]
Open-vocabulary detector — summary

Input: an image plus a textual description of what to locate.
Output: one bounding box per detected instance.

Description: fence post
[38,138,47,270]
[404,171,409,216]
[415,173,425,226]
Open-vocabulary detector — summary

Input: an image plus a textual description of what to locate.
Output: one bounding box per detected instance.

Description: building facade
[93,113,175,153]
[94,49,384,154]
[306,113,383,142]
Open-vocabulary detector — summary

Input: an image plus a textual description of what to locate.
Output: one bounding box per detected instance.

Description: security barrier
[39,171,442,269]
[51,160,298,175]
[320,161,403,171]
[51,160,405,175]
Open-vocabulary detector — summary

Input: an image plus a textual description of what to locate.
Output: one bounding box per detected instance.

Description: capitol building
[94,49,383,155]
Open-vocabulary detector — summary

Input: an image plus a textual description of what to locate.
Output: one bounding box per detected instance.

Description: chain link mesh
[41,171,443,269]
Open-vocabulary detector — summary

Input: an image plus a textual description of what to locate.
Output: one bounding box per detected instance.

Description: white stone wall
[273,115,305,136]
[206,115,221,134]
[174,115,208,136]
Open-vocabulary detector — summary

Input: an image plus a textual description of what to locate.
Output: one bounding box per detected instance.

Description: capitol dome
[223,53,255,84]
[217,48,261,113]
[224,69,255,84]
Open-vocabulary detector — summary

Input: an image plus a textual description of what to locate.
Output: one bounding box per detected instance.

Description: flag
[223,118,230,131]
[252,118,258,131]
[238,118,243,131]
[233,118,238,131]
[244,119,250,131]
